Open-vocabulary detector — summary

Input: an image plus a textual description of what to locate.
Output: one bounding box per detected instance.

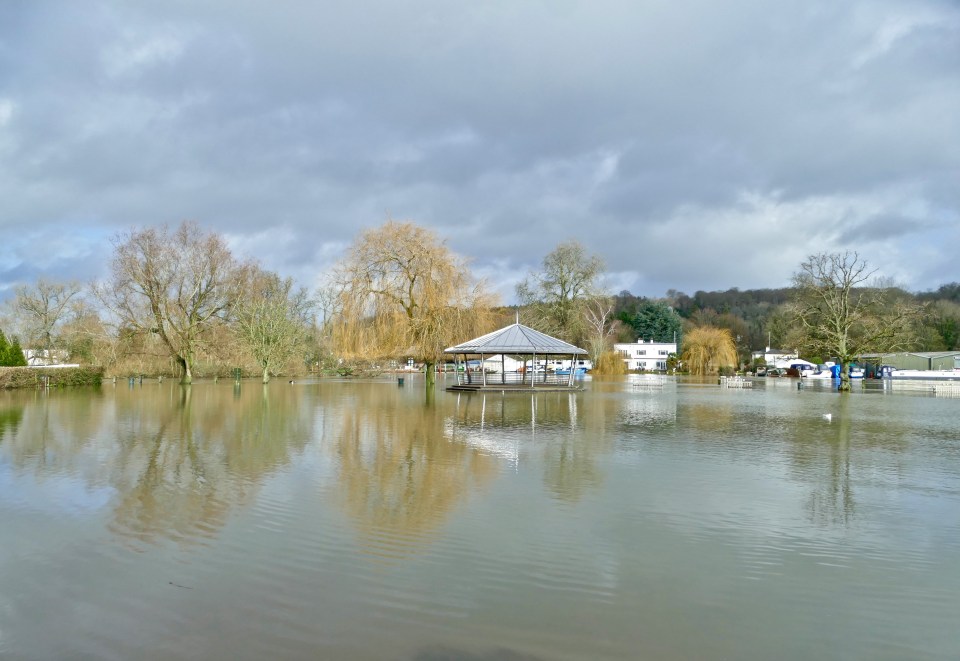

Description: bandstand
[444,321,588,392]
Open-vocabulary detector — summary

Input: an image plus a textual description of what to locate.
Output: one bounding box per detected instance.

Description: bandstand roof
[445,322,587,355]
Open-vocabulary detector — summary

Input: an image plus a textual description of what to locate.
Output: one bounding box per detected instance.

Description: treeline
[611,283,959,356]
[0,223,323,384]
[2,219,957,385]
[0,220,500,387]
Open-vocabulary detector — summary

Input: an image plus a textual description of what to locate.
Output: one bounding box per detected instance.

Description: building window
[636,350,646,356]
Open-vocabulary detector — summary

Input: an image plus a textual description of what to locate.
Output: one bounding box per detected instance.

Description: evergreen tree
[6,336,28,366]
[630,301,683,346]
[0,329,9,366]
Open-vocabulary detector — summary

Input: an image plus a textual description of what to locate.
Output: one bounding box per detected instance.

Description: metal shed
[861,351,960,372]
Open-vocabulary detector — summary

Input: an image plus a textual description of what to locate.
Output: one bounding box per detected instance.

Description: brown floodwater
[1,375,958,660]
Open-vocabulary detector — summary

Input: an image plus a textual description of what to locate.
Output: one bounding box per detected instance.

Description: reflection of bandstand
[444,321,588,392]
[445,390,582,464]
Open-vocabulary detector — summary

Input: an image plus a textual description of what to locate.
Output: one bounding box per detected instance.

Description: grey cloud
[1,0,957,299]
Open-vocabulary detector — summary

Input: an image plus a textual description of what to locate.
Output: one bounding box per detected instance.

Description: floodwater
[1,375,958,660]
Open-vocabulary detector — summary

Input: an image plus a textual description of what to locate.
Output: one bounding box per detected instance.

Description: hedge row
[0,366,105,389]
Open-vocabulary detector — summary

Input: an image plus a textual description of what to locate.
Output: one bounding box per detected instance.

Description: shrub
[592,350,627,375]
[0,366,104,389]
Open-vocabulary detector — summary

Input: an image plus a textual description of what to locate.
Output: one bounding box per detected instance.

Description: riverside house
[614,339,677,372]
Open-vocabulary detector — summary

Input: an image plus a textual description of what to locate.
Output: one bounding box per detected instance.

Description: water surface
[1,376,958,660]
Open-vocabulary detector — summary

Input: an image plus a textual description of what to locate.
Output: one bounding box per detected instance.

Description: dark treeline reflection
[0,401,24,439]
[0,385,314,546]
[0,389,108,476]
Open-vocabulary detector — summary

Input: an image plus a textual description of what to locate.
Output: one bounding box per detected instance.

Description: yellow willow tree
[330,221,498,390]
[682,326,738,375]
[591,350,626,375]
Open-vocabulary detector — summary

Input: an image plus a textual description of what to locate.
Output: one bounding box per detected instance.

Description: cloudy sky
[1,0,957,302]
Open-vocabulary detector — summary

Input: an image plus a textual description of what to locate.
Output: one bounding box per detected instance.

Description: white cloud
[851,8,950,70]
[0,99,13,126]
[101,32,186,78]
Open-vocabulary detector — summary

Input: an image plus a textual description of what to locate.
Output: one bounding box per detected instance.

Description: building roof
[613,339,677,347]
[861,351,960,359]
[445,322,587,355]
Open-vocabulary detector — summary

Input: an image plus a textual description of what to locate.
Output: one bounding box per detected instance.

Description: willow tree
[233,268,314,383]
[331,221,497,390]
[682,326,738,375]
[790,251,924,392]
[97,222,244,384]
[592,350,626,375]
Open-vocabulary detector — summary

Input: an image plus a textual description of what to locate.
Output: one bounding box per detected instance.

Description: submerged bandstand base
[447,383,583,393]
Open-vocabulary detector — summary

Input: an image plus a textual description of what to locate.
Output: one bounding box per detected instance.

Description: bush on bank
[0,366,105,389]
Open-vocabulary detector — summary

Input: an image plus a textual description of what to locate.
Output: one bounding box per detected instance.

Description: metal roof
[862,351,960,359]
[445,323,587,355]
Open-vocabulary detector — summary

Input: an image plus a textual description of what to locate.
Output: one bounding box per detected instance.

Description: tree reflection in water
[788,395,910,527]
[325,386,498,560]
[0,402,24,440]
[0,384,314,546]
[108,385,314,546]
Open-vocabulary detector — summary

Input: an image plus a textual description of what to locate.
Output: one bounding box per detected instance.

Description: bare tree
[330,220,497,389]
[233,268,314,383]
[97,222,243,384]
[582,294,616,366]
[790,251,925,391]
[517,240,604,344]
[11,279,82,364]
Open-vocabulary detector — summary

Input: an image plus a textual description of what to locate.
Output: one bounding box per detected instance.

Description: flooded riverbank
[1,375,958,660]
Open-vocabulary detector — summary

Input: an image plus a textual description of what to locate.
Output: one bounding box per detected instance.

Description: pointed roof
[445,323,587,355]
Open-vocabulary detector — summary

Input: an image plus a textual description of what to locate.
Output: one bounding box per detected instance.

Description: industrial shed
[861,351,960,372]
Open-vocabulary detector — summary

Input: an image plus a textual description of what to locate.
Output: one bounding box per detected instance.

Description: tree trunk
[424,360,436,390]
[178,356,192,385]
[261,364,270,384]
[838,360,851,392]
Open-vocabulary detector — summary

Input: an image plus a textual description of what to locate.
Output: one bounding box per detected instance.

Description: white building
[614,339,677,372]
[750,347,798,367]
[24,349,70,366]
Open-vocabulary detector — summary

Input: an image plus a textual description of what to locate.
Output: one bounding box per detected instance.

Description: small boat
[849,367,865,379]
[786,363,816,377]
[803,363,836,379]
[555,367,588,376]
